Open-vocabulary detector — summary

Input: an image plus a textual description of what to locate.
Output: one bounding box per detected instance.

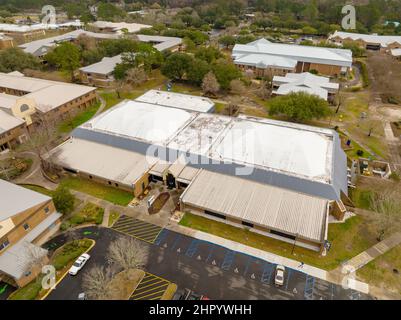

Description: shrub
[70,215,85,225]
[356,150,364,156]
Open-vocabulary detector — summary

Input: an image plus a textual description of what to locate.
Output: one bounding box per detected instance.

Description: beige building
[0,72,98,150]
[0,180,62,287]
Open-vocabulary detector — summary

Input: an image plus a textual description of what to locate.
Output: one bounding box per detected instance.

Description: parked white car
[274,265,285,286]
[69,253,90,276]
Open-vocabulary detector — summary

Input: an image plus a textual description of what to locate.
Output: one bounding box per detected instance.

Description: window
[23,223,30,231]
[204,210,226,220]
[20,104,30,112]
[0,239,10,251]
[270,230,296,241]
[44,206,50,214]
[242,221,254,228]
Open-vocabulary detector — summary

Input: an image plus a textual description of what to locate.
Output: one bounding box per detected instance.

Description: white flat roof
[83,100,195,145]
[0,180,51,221]
[0,93,19,109]
[181,170,328,242]
[48,138,157,186]
[232,38,353,67]
[136,35,182,51]
[135,90,214,113]
[330,31,401,48]
[212,118,332,183]
[234,53,297,69]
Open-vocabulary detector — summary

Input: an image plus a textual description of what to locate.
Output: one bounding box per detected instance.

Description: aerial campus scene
[0,0,400,311]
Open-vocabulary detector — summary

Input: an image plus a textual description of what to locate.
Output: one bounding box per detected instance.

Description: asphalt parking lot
[44,224,371,301]
[0,282,15,300]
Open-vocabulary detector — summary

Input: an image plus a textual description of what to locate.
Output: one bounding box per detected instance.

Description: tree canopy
[267,92,331,122]
[0,48,41,73]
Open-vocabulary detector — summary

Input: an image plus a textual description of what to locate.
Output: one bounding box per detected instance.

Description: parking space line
[185,239,200,258]
[304,275,315,300]
[170,234,182,251]
[132,227,162,238]
[137,279,166,290]
[221,250,236,271]
[116,224,160,233]
[134,283,169,295]
[154,229,168,246]
[261,263,274,284]
[285,269,292,291]
[205,246,214,263]
[243,256,254,276]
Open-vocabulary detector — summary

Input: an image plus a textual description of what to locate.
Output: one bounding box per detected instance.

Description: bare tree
[256,80,271,100]
[23,241,48,276]
[82,264,115,300]
[125,67,147,86]
[369,188,401,241]
[107,237,148,277]
[202,71,220,97]
[230,79,246,95]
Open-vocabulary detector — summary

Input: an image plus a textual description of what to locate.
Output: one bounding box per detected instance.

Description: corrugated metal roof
[47,138,156,186]
[232,38,353,67]
[181,170,328,242]
[79,55,122,75]
[0,212,61,279]
[330,31,401,48]
[0,180,51,221]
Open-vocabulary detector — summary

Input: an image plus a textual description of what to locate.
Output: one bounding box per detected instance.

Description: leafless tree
[23,241,48,276]
[107,237,148,277]
[230,79,246,95]
[202,71,220,97]
[125,67,147,86]
[369,188,401,241]
[256,80,271,100]
[82,264,115,300]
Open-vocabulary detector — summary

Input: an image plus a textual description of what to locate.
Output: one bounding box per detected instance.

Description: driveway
[45,226,371,300]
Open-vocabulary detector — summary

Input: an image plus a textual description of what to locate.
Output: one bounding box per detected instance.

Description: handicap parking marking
[242,256,254,276]
[245,258,265,281]
[205,245,215,263]
[205,245,226,267]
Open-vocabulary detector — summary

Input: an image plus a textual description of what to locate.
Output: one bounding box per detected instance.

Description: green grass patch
[214,102,226,113]
[8,277,43,300]
[179,213,375,270]
[20,184,53,196]
[58,102,101,133]
[61,202,104,230]
[357,244,401,294]
[60,176,133,206]
[108,211,120,227]
[51,239,93,271]
[0,158,32,181]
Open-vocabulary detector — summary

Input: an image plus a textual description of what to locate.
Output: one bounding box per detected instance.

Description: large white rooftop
[79,55,122,75]
[83,100,195,144]
[330,31,401,48]
[91,21,151,34]
[232,38,353,67]
[135,90,215,113]
[0,109,24,134]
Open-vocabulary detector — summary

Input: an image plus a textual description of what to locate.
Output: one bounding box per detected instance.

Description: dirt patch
[108,269,145,300]
[367,52,401,103]
[148,192,170,214]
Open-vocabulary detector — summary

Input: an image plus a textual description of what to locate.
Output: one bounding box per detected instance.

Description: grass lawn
[58,102,101,133]
[20,184,53,197]
[108,211,120,227]
[62,202,104,230]
[357,244,401,295]
[60,176,134,206]
[99,69,167,112]
[9,239,93,300]
[179,213,376,270]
